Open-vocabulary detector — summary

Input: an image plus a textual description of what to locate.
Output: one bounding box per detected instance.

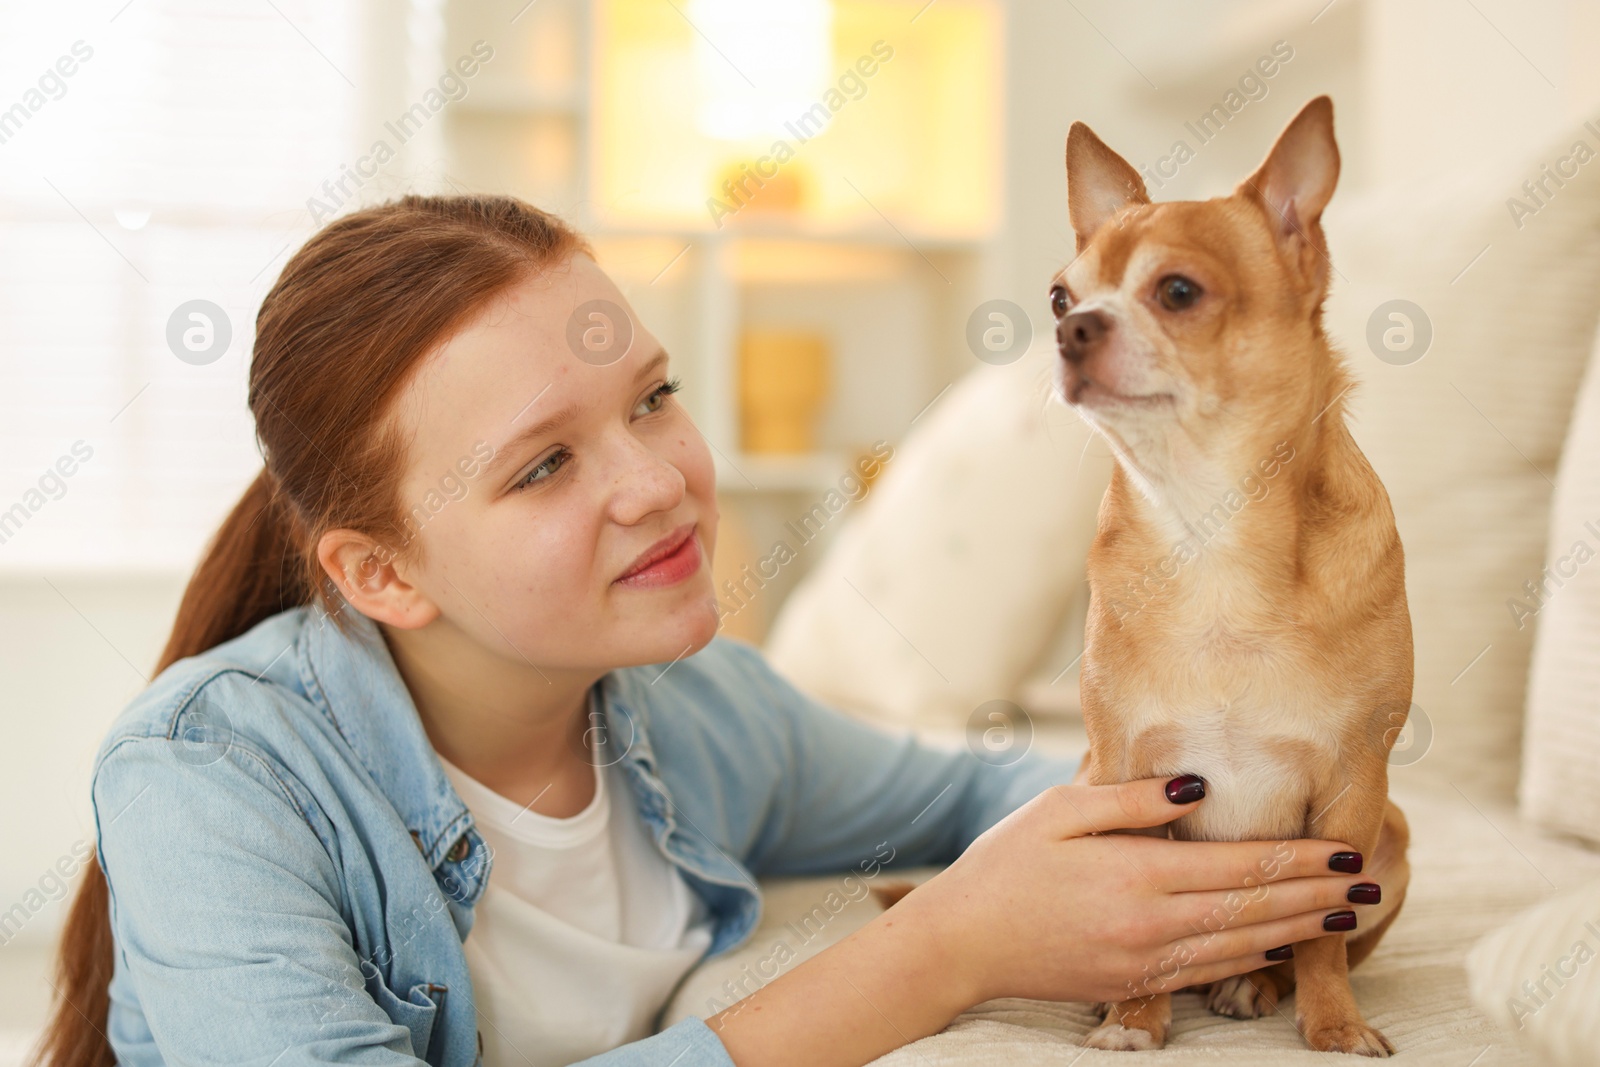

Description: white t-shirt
[437,723,716,1066]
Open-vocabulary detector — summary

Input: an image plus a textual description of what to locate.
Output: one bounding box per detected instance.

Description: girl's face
[375,253,721,674]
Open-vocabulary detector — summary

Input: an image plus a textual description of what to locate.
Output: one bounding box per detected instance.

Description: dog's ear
[1066,121,1150,253]
[1236,95,1340,293]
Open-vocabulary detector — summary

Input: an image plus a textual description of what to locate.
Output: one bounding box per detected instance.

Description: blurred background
[3,0,1598,1058]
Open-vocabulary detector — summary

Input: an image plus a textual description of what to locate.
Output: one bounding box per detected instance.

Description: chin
[623,584,721,666]
[674,594,722,654]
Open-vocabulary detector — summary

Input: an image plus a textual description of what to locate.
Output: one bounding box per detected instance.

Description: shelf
[592,232,954,287]
[712,451,857,494]
[453,91,586,116]
[437,0,991,512]
[589,221,987,251]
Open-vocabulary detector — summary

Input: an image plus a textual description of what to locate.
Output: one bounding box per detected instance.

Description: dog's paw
[1300,1019,1395,1057]
[1207,973,1278,1019]
[1082,1021,1164,1051]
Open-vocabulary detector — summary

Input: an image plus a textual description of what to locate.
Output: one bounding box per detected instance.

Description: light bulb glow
[687,0,833,142]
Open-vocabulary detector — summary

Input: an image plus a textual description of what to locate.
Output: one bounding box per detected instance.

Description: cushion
[762,341,1112,729]
[1518,330,1600,846]
[1315,138,1600,802]
[1467,876,1600,1067]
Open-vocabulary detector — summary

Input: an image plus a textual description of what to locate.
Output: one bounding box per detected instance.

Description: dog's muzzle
[1057,308,1109,366]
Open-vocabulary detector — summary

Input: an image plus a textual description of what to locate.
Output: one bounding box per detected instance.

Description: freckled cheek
[668,429,719,550]
[471,504,601,595]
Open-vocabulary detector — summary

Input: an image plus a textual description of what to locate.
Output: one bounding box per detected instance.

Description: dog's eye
[1049,285,1070,317]
[1157,275,1202,311]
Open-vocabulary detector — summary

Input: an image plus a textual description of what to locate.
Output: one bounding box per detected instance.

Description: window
[0,1,364,570]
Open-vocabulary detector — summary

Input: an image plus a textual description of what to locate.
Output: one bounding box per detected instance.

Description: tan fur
[1057,97,1411,1057]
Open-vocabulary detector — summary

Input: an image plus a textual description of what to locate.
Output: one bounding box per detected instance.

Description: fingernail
[1164,774,1205,804]
[1328,851,1363,873]
[1347,883,1381,905]
[1265,944,1294,962]
[1324,910,1357,932]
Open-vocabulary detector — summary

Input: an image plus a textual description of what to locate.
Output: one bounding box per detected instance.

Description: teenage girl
[36,196,1376,1067]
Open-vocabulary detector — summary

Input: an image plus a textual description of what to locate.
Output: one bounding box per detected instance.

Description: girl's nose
[607,437,686,524]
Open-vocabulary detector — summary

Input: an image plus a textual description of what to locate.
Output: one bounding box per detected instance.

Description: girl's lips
[614,527,701,589]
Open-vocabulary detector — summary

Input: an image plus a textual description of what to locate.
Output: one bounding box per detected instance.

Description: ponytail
[32,469,313,1067]
[155,468,311,676]
[32,193,591,1065]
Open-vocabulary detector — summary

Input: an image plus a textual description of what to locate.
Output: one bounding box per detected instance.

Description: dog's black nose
[1057,309,1108,365]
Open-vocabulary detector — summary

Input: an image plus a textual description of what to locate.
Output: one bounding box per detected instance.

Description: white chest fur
[1166,714,1332,842]
[1097,649,1350,843]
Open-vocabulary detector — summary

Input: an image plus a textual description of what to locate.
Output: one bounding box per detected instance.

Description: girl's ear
[316,528,440,630]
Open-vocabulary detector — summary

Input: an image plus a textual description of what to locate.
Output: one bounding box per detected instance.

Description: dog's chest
[1143,707,1335,842]
[1096,624,1347,842]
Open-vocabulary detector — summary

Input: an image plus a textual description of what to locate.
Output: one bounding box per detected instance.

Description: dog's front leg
[1082,818,1174,1051]
[1292,770,1395,1057]
[1083,989,1171,1051]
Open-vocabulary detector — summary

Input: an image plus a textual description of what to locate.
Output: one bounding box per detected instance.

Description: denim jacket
[92,598,1082,1065]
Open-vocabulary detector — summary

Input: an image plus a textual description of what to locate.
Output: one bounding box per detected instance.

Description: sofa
[663,125,1600,1064]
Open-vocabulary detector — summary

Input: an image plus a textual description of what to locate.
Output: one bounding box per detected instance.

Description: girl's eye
[514,378,682,492]
[515,448,569,491]
[635,376,682,417]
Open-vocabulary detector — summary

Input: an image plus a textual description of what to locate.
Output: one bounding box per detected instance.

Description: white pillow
[762,341,1112,729]
[1466,877,1600,1066]
[1317,143,1600,800]
[1519,329,1600,846]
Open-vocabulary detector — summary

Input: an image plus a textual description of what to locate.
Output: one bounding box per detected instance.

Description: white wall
[993,0,1600,312]
[0,574,185,948]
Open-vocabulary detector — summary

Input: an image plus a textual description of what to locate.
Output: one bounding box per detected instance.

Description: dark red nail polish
[1324,910,1357,932]
[1328,851,1363,873]
[1265,944,1294,962]
[1165,774,1205,804]
[1347,883,1381,905]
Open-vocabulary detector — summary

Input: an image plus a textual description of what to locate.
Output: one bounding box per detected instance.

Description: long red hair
[32,194,591,1066]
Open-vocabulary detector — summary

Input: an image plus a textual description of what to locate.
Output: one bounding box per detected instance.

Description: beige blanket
[663,779,1600,1064]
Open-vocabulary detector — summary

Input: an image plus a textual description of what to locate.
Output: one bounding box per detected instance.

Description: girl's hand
[901,775,1376,1007]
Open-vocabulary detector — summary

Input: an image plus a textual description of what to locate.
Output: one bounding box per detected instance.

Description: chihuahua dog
[1053,96,1412,1055]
